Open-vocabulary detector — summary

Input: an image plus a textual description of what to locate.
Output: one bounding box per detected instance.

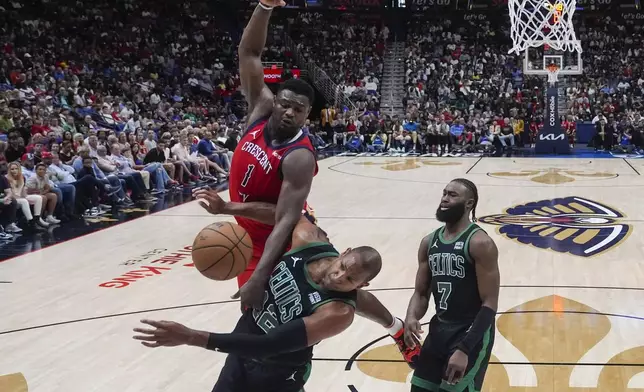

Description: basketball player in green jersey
[133,213,382,392]
[405,178,500,391]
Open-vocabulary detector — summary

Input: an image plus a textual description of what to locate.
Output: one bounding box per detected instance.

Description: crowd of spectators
[3,0,644,240]
[290,12,387,112]
[397,15,644,156]
[0,0,245,239]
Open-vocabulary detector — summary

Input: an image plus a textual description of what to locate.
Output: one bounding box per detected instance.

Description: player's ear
[358,282,370,289]
[343,248,352,255]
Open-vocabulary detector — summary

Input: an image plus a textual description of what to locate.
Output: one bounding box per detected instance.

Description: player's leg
[356,289,420,366]
[409,321,445,392]
[212,355,247,392]
[438,325,495,392]
[244,361,310,392]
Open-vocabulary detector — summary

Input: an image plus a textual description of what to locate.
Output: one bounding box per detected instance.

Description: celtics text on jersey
[427,223,484,322]
[241,242,357,365]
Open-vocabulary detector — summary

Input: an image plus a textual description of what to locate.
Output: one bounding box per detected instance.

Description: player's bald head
[352,246,382,282]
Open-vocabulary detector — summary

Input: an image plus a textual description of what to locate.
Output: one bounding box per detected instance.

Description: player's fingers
[198,201,212,212]
[141,341,162,348]
[133,327,157,335]
[140,319,164,328]
[404,333,417,348]
[133,334,159,342]
[446,364,457,384]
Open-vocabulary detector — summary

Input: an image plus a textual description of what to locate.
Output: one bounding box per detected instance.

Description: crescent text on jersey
[241,141,274,174]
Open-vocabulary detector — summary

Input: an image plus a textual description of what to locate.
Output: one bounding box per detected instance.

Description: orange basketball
[191,222,253,281]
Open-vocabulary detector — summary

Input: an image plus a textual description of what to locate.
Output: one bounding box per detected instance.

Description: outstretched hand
[133,319,197,348]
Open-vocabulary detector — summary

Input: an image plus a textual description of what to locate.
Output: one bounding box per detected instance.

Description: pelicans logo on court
[477,197,631,257]
[345,295,644,391]
[355,159,461,171]
[488,167,617,184]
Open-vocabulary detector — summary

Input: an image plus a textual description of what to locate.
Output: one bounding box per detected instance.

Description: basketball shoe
[390,318,421,368]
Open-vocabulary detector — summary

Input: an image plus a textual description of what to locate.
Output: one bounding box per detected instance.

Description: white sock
[386,316,404,336]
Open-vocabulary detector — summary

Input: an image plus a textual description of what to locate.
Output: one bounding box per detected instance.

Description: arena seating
[1,0,644,236]
[399,15,644,156]
[289,12,387,111]
[0,0,246,233]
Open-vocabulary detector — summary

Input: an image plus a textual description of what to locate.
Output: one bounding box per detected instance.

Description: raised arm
[404,235,432,348]
[238,1,283,127]
[133,301,354,359]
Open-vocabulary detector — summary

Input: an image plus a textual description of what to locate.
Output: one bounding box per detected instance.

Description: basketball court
[2,156,644,391]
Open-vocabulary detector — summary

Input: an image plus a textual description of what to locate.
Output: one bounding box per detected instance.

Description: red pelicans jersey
[229,117,318,257]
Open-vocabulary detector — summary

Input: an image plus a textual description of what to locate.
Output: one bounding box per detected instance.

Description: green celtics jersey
[427,223,484,322]
[242,242,357,365]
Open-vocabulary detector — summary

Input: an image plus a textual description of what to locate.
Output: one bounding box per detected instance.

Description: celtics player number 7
[404,179,500,390]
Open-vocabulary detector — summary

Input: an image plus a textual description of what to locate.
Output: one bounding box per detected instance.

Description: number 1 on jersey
[437,282,452,310]
[241,164,255,187]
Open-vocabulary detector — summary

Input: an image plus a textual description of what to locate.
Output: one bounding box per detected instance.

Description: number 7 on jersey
[437,281,452,310]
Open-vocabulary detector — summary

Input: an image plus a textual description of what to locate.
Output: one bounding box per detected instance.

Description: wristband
[258,2,274,10]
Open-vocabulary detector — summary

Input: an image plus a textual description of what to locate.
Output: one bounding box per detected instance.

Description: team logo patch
[308,292,321,305]
[478,197,631,258]
[454,241,464,250]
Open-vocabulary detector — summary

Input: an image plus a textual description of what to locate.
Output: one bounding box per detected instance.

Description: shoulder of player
[417,234,431,260]
[292,216,330,248]
[281,148,315,177]
[468,229,498,263]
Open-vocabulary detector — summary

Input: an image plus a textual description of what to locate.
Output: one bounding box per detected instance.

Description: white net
[508,0,582,55]
[546,64,561,85]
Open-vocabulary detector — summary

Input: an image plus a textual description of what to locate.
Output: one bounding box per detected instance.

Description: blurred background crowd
[1,0,643,237]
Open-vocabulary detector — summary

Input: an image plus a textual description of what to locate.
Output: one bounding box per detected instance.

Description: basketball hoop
[507,0,582,55]
[546,63,560,85]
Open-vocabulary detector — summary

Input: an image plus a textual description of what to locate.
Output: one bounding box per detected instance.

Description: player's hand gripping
[445,349,468,385]
[231,276,266,310]
[193,188,226,215]
[133,319,197,348]
[403,316,423,348]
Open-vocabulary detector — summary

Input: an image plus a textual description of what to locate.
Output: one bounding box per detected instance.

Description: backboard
[523,42,583,76]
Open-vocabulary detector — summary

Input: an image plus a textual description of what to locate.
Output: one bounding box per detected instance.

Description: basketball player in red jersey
[198,0,419,367]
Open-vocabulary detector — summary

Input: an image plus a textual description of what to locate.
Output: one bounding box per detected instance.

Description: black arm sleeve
[457,306,496,355]
[206,318,308,358]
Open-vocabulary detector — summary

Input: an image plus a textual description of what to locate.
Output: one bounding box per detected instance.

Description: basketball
[191,222,253,281]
